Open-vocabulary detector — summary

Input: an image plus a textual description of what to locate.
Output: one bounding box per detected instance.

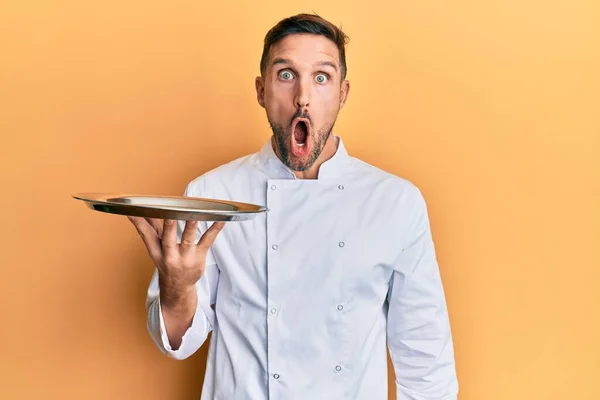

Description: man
[129,13,458,400]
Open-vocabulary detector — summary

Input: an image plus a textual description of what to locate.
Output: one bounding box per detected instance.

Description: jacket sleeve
[145,182,220,360]
[387,186,459,399]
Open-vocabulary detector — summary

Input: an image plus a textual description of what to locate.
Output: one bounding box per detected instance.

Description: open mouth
[291,118,311,157]
[294,120,308,146]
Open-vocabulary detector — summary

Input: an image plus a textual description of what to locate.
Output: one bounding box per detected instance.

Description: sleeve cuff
[147,296,209,360]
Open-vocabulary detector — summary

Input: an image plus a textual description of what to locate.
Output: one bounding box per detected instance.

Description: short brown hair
[260,13,349,80]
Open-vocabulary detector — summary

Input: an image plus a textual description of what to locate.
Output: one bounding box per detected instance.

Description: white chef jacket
[146,135,458,400]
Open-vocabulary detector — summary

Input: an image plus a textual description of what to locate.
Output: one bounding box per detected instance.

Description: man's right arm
[146,257,220,360]
[127,207,224,360]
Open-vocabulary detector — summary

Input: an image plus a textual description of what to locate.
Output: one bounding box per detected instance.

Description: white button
[338,185,344,190]
[335,365,342,372]
[273,373,280,379]
[271,185,277,190]
[270,308,277,314]
[337,305,344,311]
[272,244,278,250]
[339,241,345,247]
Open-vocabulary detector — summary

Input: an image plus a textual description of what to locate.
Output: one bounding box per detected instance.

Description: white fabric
[146,135,458,399]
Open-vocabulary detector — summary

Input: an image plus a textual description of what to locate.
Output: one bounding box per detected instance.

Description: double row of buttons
[268,239,345,314]
[268,182,346,383]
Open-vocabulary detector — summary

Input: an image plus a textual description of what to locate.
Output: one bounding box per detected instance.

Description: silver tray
[72,193,268,221]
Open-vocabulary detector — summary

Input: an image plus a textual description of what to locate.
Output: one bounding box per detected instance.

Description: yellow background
[1,1,599,399]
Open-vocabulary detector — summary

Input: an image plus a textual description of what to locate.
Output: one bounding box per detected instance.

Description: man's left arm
[387,186,459,400]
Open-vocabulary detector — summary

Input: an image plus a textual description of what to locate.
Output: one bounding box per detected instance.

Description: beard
[268,111,335,172]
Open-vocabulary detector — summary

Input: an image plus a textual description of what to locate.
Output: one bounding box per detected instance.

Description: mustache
[290,109,312,126]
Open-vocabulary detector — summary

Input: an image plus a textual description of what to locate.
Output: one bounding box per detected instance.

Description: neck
[272,134,338,180]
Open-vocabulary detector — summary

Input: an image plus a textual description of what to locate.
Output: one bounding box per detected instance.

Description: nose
[294,78,311,109]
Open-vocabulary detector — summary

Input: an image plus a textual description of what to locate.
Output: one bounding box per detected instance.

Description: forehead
[268,34,340,66]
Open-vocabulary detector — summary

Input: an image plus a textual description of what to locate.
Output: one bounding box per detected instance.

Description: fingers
[161,219,178,254]
[129,217,224,264]
[197,222,225,254]
[127,216,162,262]
[179,220,199,252]
[145,218,163,237]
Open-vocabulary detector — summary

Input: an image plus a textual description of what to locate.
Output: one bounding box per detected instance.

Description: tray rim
[71,192,269,216]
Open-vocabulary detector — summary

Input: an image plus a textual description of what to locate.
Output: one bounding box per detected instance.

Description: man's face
[256,34,350,172]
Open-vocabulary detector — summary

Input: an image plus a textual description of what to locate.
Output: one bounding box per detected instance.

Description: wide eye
[279,70,293,81]
[315,74,328,84]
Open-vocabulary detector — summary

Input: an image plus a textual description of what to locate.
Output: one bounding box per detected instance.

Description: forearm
[159,278,197,350]
[146,280,212,360]
[139,202,222,360]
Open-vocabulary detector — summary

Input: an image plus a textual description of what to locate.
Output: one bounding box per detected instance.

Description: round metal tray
[72,193,268,221]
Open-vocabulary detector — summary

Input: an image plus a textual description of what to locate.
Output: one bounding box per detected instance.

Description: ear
[339,79,350,109]
[255,76,265,108]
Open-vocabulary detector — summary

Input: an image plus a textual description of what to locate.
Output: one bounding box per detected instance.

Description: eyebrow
[271,58,338,72]
[315,61,338,71]
[271,57,291,67]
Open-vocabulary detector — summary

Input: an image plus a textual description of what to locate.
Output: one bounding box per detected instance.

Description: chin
[286,157,314,172]
[270,117,334,172]
[282,135,324,171]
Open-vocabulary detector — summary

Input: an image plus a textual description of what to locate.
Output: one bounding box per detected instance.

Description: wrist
[159,278,196,311]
